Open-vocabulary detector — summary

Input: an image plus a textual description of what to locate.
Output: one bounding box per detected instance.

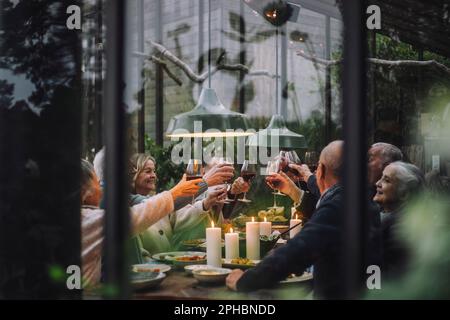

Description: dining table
[133,262,313,300]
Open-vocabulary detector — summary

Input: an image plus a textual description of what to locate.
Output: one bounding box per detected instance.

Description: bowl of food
[192,267,232,284]
[184,264,210,275]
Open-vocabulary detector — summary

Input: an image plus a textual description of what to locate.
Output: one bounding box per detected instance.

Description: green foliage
[366,194,450,299]
[144,135,185,192]
[48,264,65,283]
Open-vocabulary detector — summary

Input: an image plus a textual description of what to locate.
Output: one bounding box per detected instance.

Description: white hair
[93,147,105,183]
[389,161,424,200]
[372,142,403,165]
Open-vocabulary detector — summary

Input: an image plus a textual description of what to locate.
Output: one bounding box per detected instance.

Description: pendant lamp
[166,0,251,138]
[246,26,307,151]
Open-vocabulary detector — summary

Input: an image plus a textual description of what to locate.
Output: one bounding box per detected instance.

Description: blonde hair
[129,153,156,194]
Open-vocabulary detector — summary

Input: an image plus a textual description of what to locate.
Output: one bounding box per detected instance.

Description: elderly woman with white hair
[373,161,424,278]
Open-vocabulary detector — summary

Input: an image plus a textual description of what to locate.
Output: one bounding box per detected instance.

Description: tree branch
[296,50,450,75]
[134,40,276,86]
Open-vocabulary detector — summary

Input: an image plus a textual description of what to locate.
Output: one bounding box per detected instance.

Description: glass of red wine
[304,151,319,173]
[285,150,302,175]
[218,157,234,203]
[265,160,284,209]
[185,159,203,204]
[238,160,256,203]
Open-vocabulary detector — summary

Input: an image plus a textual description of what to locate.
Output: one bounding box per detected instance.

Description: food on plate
[196,270,222,276]
[231,214,254,228]
[229,258,256,266]
[257,208,287,223]
[259,234,278,242]
[174,255,206,261]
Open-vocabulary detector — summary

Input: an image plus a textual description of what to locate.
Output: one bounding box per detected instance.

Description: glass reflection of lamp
[243,0,301,26]
[166,0,251,139]
[247,26,306,151]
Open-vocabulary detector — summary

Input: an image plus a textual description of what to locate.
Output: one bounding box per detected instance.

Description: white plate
[184,264,210,275]
[279,272,313,284]
[131,272,166,290]
[132,263,171,273]
[192,267,232,284]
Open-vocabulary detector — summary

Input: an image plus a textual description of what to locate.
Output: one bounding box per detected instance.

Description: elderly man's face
[373,165,399,209]
[368,146,385,186]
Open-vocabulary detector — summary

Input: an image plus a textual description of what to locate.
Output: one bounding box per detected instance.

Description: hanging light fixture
[247,27,307,150]
[166,0,252,138]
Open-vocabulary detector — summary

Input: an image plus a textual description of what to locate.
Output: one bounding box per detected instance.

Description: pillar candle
[289,215,302,239]
[206,221,222,267]
[259,217,272,236]
[225,228,239,259]
[246,217,260,260]
[291,206,297,218]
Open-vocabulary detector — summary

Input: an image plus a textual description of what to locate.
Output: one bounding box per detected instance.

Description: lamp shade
[247,114,307,150]
[166,88,253,138]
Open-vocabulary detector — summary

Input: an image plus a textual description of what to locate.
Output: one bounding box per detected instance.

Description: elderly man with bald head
[226,141,379,298]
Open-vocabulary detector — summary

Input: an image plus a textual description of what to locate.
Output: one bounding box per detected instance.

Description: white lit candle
[246,217,260,260]
[289,215,302,239]
[225,227,239,259]
[259,217,272,236]
[291,206,297,218]
[206,221,222,267]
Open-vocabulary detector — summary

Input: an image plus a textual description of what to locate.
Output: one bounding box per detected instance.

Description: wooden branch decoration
[134,40,276,86]
[296,50,450,75]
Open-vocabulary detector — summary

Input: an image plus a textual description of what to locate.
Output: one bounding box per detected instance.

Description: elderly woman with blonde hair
[129,153,249,256]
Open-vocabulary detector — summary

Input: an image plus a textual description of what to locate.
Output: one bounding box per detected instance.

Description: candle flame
[252,216,255,222]
[211,221,214,228]
[230,227,233,233]
[264,217,267,222]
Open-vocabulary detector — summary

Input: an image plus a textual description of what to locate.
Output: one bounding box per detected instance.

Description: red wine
[271,179,281,188]
[266,176,281,188]
[241,171,256,182]
[279,158,289,173]
[186,175,203,181]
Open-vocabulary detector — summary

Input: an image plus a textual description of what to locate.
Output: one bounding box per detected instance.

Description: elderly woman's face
[135,160,156,195]
[373,165,399,209]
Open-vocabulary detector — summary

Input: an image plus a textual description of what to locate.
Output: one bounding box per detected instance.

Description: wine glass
[185,159,203,203]
[238,160,256,203]
[304,151,319,173]
[277,150,290,174]
[271,158,285,196]
[286,150,308,190]
[217,157,234,203]
[265,160,283,209]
